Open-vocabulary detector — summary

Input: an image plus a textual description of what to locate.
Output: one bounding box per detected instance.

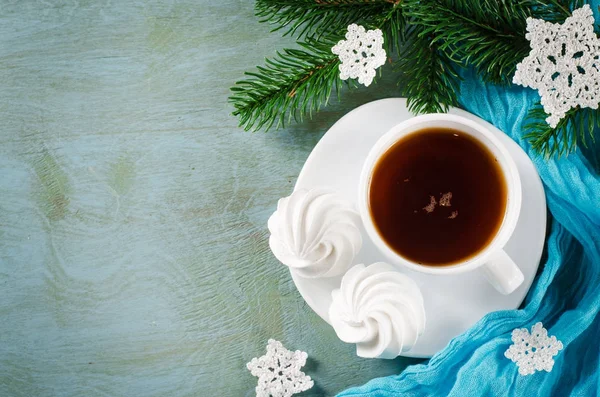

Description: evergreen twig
[230,4,403,132]
[402,0,585,84]
[255,0,397,39]
[524,103,600,157]
[230,0,598,157]
[397,26,461,114]
[255,0,406,53]
[375,5,406,55]
[403,0,538,84]
[230,36,342,131]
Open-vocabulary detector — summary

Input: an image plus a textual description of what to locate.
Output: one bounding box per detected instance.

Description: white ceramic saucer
[292,98,546,358]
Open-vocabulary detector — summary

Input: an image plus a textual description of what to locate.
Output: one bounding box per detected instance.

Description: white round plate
[292,98,546,358]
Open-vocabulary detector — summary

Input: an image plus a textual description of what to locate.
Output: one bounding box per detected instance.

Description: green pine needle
[230,0,599,157]
[255,0,400,40]
[524,103,600,157]
[403,0,539,84]
[230,4,403,132]
[229,36,343,131]
[397,26,461,114]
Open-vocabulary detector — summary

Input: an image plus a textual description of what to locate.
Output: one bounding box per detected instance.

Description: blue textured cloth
[337,6,600,397]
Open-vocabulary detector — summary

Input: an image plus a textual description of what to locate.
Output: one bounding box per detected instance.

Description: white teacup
[358,114,524,295]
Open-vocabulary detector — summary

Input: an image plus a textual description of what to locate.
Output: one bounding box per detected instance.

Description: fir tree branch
[403,0,539,84]
[230,6,404,131]
[524,104,600,157]
[538,0,587,21]
[402,0,586,85]
[255,0,398,40]
[231,0,598,157]
[229,36,342,131]
[376,4,405,55]
[397,26,461,114]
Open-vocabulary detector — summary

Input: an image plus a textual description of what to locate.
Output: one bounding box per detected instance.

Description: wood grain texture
[0,1,422,396]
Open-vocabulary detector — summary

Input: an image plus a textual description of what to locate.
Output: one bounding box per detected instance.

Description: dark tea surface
[369,128,507,266]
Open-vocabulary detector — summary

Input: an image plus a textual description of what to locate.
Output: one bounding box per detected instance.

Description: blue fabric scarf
[338,4,600,396]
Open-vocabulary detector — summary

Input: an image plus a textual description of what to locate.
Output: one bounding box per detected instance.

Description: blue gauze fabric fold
[337,5,600,396]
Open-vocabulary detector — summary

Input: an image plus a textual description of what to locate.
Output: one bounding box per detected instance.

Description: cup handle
[481,250,524,295]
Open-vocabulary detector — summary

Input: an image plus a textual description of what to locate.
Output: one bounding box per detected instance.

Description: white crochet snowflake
[247,339,314,397]
[331,24,386,87]
[504,322,563,376]
[513,4,600,128]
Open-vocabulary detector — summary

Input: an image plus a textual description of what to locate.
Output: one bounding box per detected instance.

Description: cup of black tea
[358,114,523,295]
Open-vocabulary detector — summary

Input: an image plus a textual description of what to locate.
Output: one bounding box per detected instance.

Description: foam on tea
[368,128,507,266]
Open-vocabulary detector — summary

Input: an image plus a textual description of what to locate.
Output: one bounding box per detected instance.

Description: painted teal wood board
[0,2,421,396]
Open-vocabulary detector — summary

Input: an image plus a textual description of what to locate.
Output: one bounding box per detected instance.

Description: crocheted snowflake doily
[513,4,600,128]
[247,339,314,397]
[504,322,563,376]
[332,24,386,87]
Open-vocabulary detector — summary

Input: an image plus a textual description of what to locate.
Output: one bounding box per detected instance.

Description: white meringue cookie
[329,262,426,358]
[268,189,362,278]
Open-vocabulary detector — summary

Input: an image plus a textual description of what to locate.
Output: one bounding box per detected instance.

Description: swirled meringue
[329,262,426,358]
[268,189,362,278]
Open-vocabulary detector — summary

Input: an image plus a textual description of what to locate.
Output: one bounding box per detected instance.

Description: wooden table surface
[0,2,421,396]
